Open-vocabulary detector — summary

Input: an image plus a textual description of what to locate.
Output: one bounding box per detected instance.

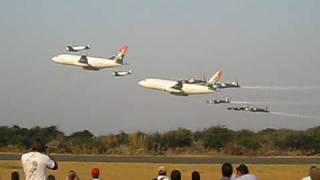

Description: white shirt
[235,174,257,180]
[21,152,56,180]
[302,176,311,180]
[157,175,169,180]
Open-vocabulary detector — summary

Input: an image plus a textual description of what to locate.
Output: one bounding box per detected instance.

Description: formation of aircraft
[52,44,271,114]
[52,45,128,71]
[227,106,269,113]
[66,44,90,52]
[138,71,222,96]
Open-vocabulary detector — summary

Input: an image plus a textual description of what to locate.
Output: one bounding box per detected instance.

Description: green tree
[201,126,233,150]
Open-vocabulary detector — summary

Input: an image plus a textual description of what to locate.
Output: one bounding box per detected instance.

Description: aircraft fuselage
[52,54,121,69]
[139,78,215,96]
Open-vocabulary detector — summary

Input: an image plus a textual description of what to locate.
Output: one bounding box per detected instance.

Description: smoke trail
[242,85,320,91]
[231,101,320,106]
[231,101,270,105]
[271,112,320,120]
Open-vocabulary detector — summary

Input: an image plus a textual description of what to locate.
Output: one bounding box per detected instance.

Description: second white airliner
[139,71,222,96]
[52,45,128,71]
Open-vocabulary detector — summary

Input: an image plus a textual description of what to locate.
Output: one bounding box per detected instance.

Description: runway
[1,153,320,164]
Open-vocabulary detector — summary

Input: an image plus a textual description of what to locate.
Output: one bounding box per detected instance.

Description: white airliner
[139,70,222,96]
[52,45,128,71]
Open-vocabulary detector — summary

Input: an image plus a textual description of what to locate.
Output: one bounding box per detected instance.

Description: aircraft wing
[171,80,183,90]
[79,55,88,64]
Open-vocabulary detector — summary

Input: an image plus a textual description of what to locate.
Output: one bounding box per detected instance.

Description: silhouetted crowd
[152,163,257,180]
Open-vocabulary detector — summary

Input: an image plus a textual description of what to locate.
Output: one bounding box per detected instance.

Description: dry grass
[0,160,311,180]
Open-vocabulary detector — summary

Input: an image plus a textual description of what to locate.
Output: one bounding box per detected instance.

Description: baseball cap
[91,168,100,178]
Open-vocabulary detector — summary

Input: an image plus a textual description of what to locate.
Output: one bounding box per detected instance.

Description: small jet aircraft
[183,77,207,84]
[206,97,230,104]
[113,70,133,77]
[52,45,128,71]
[66,44,90,52]
[227,106,246,111]
[213,80,240,89]
[227,106,269,113]
[138,70,222,96]
[183,71,239,89]
[247,106,269,113]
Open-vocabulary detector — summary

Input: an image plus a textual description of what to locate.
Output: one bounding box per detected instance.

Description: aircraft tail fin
[111,45,128,64]
[208,70,222,85]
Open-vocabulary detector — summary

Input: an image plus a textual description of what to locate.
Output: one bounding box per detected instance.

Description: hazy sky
[1,0,320,135]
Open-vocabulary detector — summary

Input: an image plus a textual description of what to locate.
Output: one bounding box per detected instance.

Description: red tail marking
[119,45,128,54]
[215,70,222,81]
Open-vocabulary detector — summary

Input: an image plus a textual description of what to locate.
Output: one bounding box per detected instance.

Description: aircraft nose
[52,56,58,62]
[138,80,145,86]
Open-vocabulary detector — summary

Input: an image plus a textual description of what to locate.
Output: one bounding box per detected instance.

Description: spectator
[48,175,56,180]
[302,166,317,180]
[21,137,58,180]
[170,170,181,180]
[11,171,20,180]
[155,166,169,180]
[310,167,320,180]
[91,168,102,180]
[192,171,200,180]
[66,170,80,180]
[235,164,257,180]
[220,162,233,180]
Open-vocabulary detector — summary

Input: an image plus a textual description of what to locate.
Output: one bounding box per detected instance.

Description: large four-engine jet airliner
[138,71,222,96]
[52,45,128,71]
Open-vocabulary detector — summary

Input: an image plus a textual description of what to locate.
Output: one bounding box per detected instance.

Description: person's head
[236,164,249,176]
[309,166,317,175]
[310,167,320,180]
[91,168,100,178]
[170,170,181,180]
[192,171,200,180]
[67,170,77,180]
[158,166,167,176]
[47,175,56,180]
[11,171,19,180]
[31,137,46,152]
[221,162,233,178]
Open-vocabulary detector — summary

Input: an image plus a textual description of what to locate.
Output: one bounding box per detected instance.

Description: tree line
[1,125,320,156]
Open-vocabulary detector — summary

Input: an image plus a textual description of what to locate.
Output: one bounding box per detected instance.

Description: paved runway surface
[1,153,319,164]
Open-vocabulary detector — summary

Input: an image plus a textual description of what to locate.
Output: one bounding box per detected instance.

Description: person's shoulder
[21,151,34,160]
[29,151,51,161]
[220,177,231,180]
[302,176,312,180]
[237,174,257,180]
[157,176,169,180]
[22,151,33,156]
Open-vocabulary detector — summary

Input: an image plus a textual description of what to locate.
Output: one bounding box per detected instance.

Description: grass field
[0,160,312,180]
